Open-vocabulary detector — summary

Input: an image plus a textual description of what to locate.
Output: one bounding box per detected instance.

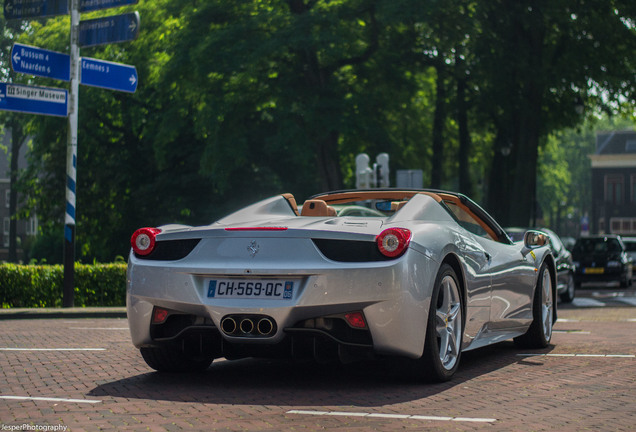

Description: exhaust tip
[257,318,274,336]
[221,317,237,335]
[239,318,255,334]
[220,315,276,337]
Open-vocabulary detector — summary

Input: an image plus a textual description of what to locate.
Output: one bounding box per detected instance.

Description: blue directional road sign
[81,57,138,93]
[79,12,140,47]
[4,0,68,20]
[0,83,68,117]
[11,43,71,82]
[80,0,139,12]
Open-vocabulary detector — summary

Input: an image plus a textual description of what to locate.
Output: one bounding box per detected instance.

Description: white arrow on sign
[13,52,20,63]
[129,74,136,86]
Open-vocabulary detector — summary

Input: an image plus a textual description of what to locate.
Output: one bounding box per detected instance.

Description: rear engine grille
[312,239,393,262]
[134,239,201,260]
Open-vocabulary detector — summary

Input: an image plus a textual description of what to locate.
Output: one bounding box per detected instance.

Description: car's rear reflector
[345,312,367,329]
[152,307,169,324]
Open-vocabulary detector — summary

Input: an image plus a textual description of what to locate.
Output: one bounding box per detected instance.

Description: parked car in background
[622,237,636,274]
[572,235,633,288]
[561,236,576,252]
[507,227,576,303]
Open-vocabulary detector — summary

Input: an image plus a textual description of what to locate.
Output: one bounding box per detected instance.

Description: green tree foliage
[538,115,636,236]
[473,0,636,225]
[2,0,635,262]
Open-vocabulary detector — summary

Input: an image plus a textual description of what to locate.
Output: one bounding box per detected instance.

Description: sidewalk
[0,306,127,320]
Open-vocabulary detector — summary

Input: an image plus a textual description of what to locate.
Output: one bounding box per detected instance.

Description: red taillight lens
[376,228,412,258]
[131,227,161,256]
[345,312,367,329]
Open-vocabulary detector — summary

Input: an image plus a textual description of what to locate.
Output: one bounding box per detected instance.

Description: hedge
[0,263,127,308]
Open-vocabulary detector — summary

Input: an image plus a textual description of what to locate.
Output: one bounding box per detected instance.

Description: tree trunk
[456,69,471,196]
[486,3,546,228]
[486,129,514,224]
[508,7,545,228]
[317,131,343,191]
[431,65,446,189]
[288,0,344,191]
[8,121,24,263]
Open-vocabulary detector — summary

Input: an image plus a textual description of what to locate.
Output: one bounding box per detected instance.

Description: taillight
[376,228,411,258]
[131,227,161,256]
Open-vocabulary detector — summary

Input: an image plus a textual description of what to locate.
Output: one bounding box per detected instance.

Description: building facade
[0,129,37,261]
[589,130,636,236]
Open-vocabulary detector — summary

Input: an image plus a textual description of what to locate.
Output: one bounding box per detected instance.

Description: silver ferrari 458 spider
[127,189,556,382]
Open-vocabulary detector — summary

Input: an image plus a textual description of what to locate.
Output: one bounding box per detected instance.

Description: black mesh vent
[312,239,393,262]
[135,239,201,261]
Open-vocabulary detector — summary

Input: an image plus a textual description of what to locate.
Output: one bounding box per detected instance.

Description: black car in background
[622,237,636,271]
[506,227,576,303]
[572,235,633,288]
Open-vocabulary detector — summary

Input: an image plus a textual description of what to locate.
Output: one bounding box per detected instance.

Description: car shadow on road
[88,342,554,407]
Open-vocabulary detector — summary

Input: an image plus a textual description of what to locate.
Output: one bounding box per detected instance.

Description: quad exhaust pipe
[221,315,276,337]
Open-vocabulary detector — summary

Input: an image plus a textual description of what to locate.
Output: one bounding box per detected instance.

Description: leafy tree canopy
[0,0,633,262]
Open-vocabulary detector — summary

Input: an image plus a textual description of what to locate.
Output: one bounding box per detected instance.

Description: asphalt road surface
[0,288,634,431]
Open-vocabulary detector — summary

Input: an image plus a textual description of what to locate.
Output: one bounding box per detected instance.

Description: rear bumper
[130,308,376,363]
[126,246,438,360]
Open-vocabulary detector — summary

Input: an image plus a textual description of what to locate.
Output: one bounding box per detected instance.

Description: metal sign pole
[63,0,80,308]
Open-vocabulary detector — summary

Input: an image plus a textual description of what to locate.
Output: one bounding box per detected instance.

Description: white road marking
[615,297,636,307]
[571,298,606,307]
[0,395,101,404]
[0,348,105,351]
[553,330,591,334]
[286,410,496,423]
[518,353,635,358]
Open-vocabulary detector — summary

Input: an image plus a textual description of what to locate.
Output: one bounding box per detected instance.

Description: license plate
[207,279,294,300]
[584,267,604,274]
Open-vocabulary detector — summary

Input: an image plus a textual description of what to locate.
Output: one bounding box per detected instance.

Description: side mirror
[524,230,549,248]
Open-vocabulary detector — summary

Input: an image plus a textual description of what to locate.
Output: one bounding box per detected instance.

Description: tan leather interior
[301,199,336,217]
[391,201,408,212]
[282,193,300,216]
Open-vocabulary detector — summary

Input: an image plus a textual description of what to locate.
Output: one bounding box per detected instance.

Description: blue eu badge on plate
[283,281,293,299]
[207,280,217,298]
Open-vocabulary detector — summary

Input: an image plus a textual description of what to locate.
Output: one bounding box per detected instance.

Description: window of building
[2,217,9,248]
[631,175,636,203]
[26,216,38,236]
[605,174,624,204]
[4,190,9,208]
[609,217,636,235]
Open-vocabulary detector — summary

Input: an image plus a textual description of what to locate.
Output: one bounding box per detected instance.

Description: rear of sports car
[127,216,439,371]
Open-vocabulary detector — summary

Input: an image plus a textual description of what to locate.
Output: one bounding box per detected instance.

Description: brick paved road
[0,301,634,431]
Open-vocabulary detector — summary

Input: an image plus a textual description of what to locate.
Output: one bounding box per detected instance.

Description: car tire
[514,262,554,349]
[140,346,214,372]
[559,272,575,303]
[418,263,464,382]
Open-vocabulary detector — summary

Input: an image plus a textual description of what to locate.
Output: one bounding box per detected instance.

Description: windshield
[574,237,622,254]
